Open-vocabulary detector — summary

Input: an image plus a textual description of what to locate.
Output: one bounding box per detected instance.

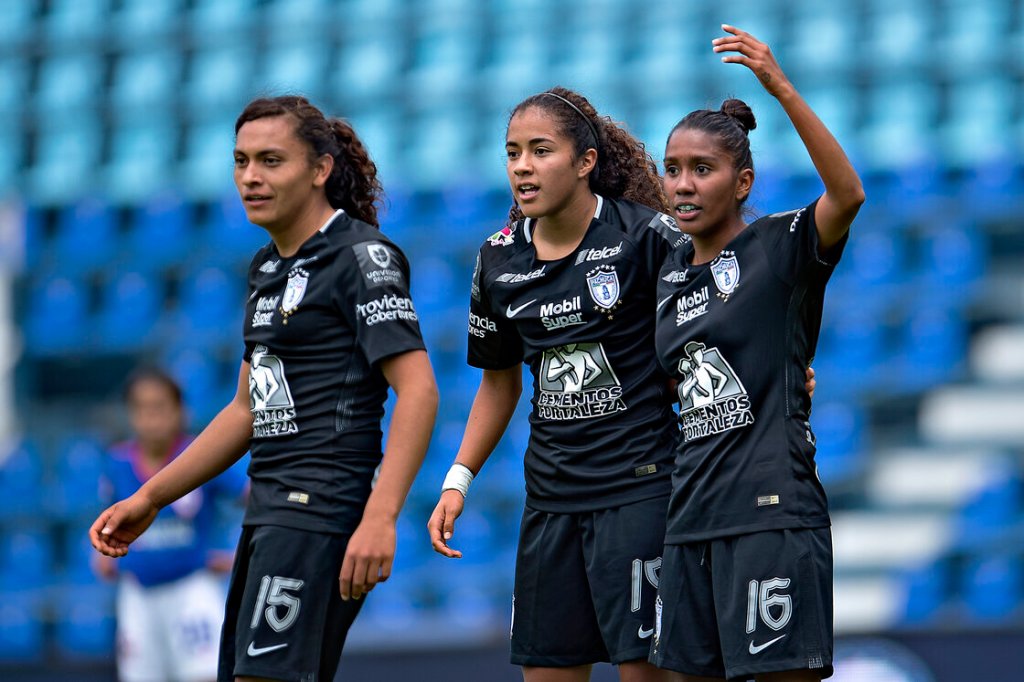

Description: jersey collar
[318,208,346,234]
[523,194,604,244]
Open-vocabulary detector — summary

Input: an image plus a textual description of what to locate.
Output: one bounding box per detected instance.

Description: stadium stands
[1,0,1022,671]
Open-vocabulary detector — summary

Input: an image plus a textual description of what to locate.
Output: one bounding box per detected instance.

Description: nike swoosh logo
[656,295,674,311]
[506,299,537,318]
[748,634,786,654]
[638,625,654,639]
[247,642,288,657]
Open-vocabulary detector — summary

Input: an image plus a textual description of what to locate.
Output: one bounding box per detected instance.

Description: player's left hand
[339,512,396,601]
[805,366,816,399]
[713,24,792,99]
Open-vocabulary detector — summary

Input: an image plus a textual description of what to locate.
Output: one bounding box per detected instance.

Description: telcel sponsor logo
[541,296,584,331]
[469,312,497,338]
[675,286,709,326]
[575,242,622,265]
[496,265,546,283]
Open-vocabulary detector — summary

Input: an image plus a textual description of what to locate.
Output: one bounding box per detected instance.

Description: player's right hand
[89,494,159,558]
[427,490,466,559]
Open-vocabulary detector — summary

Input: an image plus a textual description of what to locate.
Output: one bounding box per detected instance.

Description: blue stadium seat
[936,2,1008,79]
[198,194,268,261]
[42,0,111,42]
[0,57,30,119]
[187,0,258,36]
[47,436,105,521]
[260,43,330,102]
[106,120,179,203]
[859,81,939,171]
[0,440,45,520]
[0,591,46,663]
[404,112,475,189]
[0,0,39,48]
[170,264,245,349]
[110,50,184,114]
[34,53,106,115]
[954,474,1021,550]
[164,348,236,423]
[0,527,55,590]
[22,276,90,355]
[52,583,116,660]
[95,270,165,350]
[180,121,238,199]
[940,77,1008,167]
[809,400,866,485]
[124,193,195,271]
[110,0,183,44]
[29,122,104,203]
[184,47,254,120]
[407,18,481,102]
[895,304,967,392]
[914,221,987,302]
[899,559,950,626]
[50,198,117,274]
[331,32,403,102]
[961,554,1022,623]
[861,0,932,74]
[0,131,25,198]
[787,2,858,81]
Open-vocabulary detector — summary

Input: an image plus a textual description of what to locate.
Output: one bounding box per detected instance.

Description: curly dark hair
[504,86,668,227]
[235,96,384,227]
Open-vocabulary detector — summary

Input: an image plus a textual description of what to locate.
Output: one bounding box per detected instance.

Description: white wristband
[441,463,475,498]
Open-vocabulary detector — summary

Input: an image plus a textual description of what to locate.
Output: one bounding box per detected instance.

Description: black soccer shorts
[219,525,365,682]
[511,494,669,667]
[649,527,834,680]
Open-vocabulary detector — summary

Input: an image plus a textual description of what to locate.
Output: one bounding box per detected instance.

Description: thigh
[162,570,227,682]
[220,525,364,682]
[116,577,169,682]
[584,495,668,665]
[511,507,608,668]
[712,528,833,681]
[648,543,726,678]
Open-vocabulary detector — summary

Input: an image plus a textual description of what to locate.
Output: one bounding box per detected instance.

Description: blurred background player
[649,26,864,681]
[90,96,439,682]
[94,367,248,682]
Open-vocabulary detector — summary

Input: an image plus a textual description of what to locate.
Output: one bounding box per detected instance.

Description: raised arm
[339,349,439,601]
[427,365,523,558]
[713,24,865,250]
[90,361,255,557]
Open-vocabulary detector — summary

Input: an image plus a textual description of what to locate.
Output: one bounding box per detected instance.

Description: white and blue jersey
[102,437,249,587]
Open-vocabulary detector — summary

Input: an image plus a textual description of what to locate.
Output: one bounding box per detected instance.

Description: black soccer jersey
[241,209,426,534]
[654,201,846,543]
[469,195,688,512]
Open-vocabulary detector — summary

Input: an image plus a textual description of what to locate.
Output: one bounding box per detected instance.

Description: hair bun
[720,99,757,134]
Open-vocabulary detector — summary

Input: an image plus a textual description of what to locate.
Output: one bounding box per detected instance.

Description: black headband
[540,92,600,149]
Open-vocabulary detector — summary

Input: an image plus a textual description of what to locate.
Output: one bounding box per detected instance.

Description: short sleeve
[639,211,684,284]
[337,239,427,366]
[467,249,524,369]
[757,199,847,285]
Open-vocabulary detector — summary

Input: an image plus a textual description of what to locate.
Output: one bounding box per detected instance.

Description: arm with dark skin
[713,24,865,249]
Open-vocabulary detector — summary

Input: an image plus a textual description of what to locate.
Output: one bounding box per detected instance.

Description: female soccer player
[94,367,247,682]
[91,96,439,682]
[428,86,686,682]
[648,26,864,682]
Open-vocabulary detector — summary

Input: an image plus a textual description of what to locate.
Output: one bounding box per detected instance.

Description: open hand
[713,24,792,98]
